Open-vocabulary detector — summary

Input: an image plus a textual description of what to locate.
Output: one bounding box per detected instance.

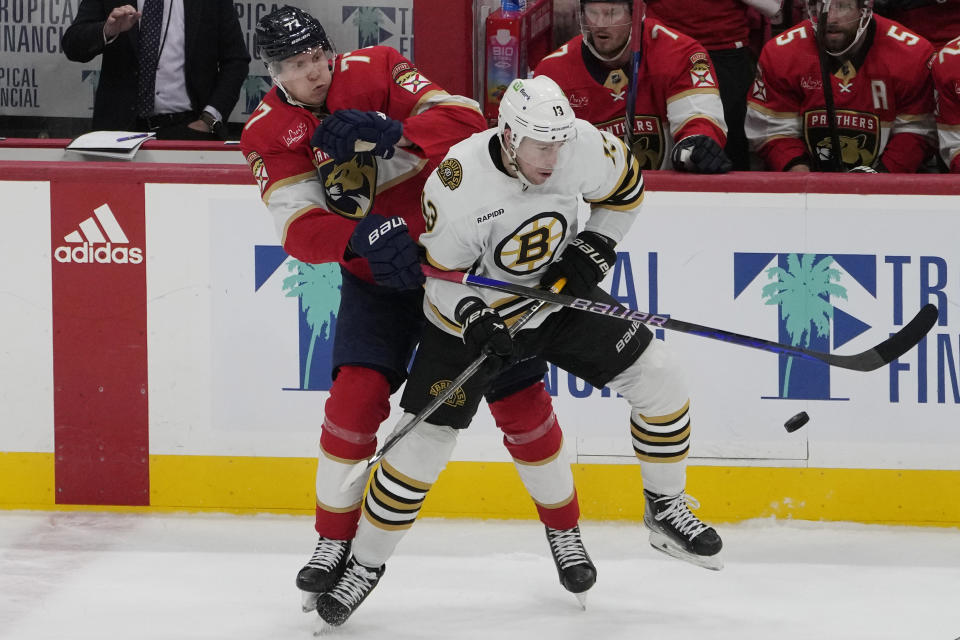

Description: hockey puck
[784,411,809,433]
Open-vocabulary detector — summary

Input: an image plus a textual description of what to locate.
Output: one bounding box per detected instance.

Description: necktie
[136,0,163,117]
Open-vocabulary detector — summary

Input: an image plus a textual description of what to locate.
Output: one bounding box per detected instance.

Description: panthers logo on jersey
[802,109,880,170]
[494,212,567,275]
[317,152,378,219]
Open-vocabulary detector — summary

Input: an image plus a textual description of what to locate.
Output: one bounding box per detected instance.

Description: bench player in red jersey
[933,34,960,172]
[535,0,733,174]
[745,0,936,172]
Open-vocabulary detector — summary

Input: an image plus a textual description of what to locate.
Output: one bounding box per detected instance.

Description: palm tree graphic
[281,260,342,389]
[353,7,383,47]
[760,253,848,397]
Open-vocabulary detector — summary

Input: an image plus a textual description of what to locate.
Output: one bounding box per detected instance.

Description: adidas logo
[54,204,144,264]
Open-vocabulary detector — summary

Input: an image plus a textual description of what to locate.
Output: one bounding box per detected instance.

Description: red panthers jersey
[645,0,751,50]
[240,46,486,282]
[883,1,960,50]
[745,16,936,172]
[534,19,726,171]
[933,36,960,172]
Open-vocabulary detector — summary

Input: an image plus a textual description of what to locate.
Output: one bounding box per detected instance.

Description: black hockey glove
[456,297,514,376]
[671,135,733,174]
[539,231,616,299]
[313,109,403,162]
[348,214,424,290]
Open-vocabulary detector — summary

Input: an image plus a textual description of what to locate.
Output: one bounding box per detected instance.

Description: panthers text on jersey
[239,45,486,283]
[418,121,643,336]
[533,18,726,171]
[745,15,936,172]
[933,35,960,172]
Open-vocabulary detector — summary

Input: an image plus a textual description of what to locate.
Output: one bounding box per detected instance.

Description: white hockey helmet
[498,76,577,186]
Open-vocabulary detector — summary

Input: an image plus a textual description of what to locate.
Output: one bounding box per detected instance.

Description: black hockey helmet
[255,5,333,64]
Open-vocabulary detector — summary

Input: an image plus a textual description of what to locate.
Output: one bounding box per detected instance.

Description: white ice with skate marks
[0,511,959,640]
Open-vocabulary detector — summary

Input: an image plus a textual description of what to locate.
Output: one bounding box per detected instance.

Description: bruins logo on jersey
[803,109,880,170]
[429,379,466,408]
[495,213,567,275]
[317,152,378,219]
[437,158,463,190]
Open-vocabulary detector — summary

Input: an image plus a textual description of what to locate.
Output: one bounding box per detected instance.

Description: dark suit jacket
[62,0,250,130]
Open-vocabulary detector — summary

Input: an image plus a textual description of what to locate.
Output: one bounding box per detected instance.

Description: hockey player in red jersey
[240,6,595,614]
[534,0,732,173]
[933,35,960,172]
[645,0,783,170]
[745,0,937,172]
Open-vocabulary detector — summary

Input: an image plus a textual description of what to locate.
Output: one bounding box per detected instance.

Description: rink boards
[1,163,959,525]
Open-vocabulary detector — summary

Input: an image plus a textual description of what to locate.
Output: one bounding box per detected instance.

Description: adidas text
[54,242,144,264]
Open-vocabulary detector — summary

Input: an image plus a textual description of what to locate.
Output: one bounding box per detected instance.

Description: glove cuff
[455,296,487,324]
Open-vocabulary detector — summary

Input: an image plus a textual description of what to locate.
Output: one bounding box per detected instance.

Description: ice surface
[0,511,958,639]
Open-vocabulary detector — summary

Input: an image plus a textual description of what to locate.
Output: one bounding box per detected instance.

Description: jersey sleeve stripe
[585,157,644,209]
[262,170,319,205]
[427,301,462,333]
[665,87,723,104]
[411,90,484,118]
[746,102,800,119]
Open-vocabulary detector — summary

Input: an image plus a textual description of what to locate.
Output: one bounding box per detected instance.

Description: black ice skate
[545,525,597,608]
[296,537,351,612]
[314,556,385,630]
[643,490,723,571]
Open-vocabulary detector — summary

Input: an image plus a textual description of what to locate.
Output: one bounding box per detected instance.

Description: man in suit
[62,1,250,139]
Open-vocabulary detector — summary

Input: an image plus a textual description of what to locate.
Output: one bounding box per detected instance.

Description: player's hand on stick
[539,231,616,298]
[348,214,424,290]
[671,135,733,174]
[313,109,403,161]
[456,298,514,376]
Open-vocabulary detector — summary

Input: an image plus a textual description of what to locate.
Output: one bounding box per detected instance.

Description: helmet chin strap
[500,134,536,190]
[268,57,334,111]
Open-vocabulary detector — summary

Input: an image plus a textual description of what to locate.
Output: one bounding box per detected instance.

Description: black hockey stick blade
[859,302,938,369]
[424,266,938,373]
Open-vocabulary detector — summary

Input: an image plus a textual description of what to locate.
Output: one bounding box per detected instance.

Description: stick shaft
[424,265,937,372]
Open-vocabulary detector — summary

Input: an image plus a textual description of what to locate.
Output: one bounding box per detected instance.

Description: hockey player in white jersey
[314,75,722,628]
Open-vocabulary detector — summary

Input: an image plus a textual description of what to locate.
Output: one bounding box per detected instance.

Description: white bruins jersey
[420,119,644,336]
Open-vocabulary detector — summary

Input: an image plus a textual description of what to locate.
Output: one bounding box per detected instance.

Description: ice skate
[314,556,385,628]
[544,525,597,608]
[296,537,351,612]
[643,490,723,570]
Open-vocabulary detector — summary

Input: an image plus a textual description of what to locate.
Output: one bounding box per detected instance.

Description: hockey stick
[337,286,560,493]
[623,0,645,148]
[423,265,938,372]
[815,1,843,172]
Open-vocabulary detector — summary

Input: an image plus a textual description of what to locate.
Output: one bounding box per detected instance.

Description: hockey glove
[313,109,403,162]
[348,214,424,290]
[456,297,514,377]
[671,135,733,174]
[539,231,617,299]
